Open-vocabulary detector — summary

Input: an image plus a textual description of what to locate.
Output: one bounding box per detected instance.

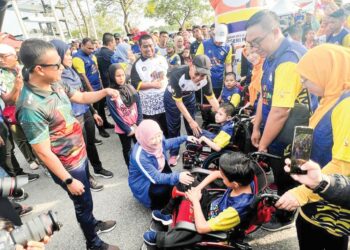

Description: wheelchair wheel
[202,151,230,170]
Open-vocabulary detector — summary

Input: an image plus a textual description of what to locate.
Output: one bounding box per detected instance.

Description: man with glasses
[17,39,120,250]
[245,10,310,231]
[164,55,219,166]
[130,34,169,137]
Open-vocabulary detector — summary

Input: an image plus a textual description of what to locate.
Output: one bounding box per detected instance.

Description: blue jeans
[50,161,102,248]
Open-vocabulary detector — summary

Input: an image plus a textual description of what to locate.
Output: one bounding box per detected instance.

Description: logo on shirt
[142,66,147,71]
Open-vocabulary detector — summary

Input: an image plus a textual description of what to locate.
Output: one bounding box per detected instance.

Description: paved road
[15,125,349,250]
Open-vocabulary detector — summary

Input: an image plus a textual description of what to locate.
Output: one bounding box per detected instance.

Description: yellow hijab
[296,44,350,128]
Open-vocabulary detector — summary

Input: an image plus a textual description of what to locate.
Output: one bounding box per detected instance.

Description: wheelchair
[141,152,280,250]
[182,110,256,171]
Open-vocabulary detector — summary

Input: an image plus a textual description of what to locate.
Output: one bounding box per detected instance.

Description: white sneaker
[29,162,39,170]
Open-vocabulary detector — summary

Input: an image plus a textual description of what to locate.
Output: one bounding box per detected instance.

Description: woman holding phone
[276,44,350,250]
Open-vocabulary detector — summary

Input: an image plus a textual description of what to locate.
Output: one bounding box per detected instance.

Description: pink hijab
[135,120,165,171]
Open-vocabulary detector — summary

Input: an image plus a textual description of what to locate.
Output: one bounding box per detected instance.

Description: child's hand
[93,114,103,127]
[198,136,206,144]
[186,187,202,203]
[187,136,199,144]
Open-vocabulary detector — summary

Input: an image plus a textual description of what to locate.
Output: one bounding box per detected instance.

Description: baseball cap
[114,33,121,39]
[329,8,346,19]
[214,24,228,43]
[0,44,16,55]
[192,55,211,76]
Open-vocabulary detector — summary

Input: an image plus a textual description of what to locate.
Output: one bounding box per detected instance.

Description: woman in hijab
[128,119,198,209]
[276,44,350,250]
[107,63,142,167]
[50,39,114,189]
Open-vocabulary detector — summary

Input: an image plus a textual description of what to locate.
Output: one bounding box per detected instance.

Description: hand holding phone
[290,126,314,175]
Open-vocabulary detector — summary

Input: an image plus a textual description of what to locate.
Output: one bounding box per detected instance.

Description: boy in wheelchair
[143,152,255,248]
[199,103,235,152]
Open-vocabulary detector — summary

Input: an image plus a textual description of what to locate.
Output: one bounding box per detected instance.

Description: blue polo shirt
[72,50,102,91]
[221,86,241,107]
[196,39,233,89]
[261,39,310,154]
[326,28,350,47]
[261,38,308,126]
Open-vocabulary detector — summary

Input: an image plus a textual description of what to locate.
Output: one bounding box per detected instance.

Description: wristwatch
[312,175,329,194]
[64,177,73,186]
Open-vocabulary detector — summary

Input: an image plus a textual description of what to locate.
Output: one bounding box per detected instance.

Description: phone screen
[290,126,314,175]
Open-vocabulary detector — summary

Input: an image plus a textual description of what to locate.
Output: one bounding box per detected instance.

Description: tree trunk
[67,0,84,38]
[123,12,131,34]
[75,0,90,37]
[119,0,132,34]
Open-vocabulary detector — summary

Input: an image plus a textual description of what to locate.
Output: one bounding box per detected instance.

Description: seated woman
[128,119,197,209]
[143,152,255,247]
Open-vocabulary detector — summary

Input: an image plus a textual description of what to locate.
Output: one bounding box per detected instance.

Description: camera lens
[0,176,28,198]
[10,210,61,247]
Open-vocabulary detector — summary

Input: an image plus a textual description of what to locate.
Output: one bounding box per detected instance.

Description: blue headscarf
[50,39,69,62]
[111,43,131,63]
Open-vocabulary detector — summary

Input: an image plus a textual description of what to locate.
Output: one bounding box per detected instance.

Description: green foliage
[145,0,212,28]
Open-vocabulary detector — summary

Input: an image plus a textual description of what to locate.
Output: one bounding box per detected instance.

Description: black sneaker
[94,169,113,179]
[94,138,103,145]
[19,205,33,217]
[262,214,294,232]
[104,123,114,129]
[95,220,116,234]
[89,176,104,192]
[21,173,39,182]
[99,130,110,138]
[87,242,120,250]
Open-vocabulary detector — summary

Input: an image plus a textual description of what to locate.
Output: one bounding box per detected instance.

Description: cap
[0,44,16,55]
[192,55,211,76]
[114,33,121,39]
[329,8,346,19]
[214,24,228,43]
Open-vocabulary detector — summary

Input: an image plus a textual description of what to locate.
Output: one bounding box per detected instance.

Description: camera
[0,176,28,198]
[0,210,61,249]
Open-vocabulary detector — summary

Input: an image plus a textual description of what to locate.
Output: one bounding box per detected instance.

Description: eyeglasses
[246,31,271,48]
[37,62,62,71]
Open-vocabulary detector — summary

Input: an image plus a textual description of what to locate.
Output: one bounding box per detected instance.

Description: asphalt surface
[15,118,350,250]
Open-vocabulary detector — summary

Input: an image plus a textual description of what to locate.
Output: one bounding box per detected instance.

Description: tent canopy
[271,0,299,16]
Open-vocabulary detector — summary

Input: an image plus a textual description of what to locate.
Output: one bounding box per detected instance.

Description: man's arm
[69,88,118,105]
[251,97,262,148]
[207,96,220,112]
[72,57,94,92]
[258,106,289,151]
[31,140,84,195]
[1,74,23,104]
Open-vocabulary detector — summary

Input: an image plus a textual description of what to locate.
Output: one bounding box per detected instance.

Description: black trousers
[81,111,103,172]
[143,113,168,138]
[0,122,24,176]
[93,97,109,131]
[117,133,136,167]
[296,215,348,250]
[149,163,173,210]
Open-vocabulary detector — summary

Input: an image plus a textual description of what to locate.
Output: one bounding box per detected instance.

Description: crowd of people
[0,1,350,250]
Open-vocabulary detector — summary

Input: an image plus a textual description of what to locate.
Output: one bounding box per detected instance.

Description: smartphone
[290,126,314,175]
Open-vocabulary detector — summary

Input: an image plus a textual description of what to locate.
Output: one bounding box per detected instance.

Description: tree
[76,0,90,37]
[145,0,211,29]
[94,0,145,34]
